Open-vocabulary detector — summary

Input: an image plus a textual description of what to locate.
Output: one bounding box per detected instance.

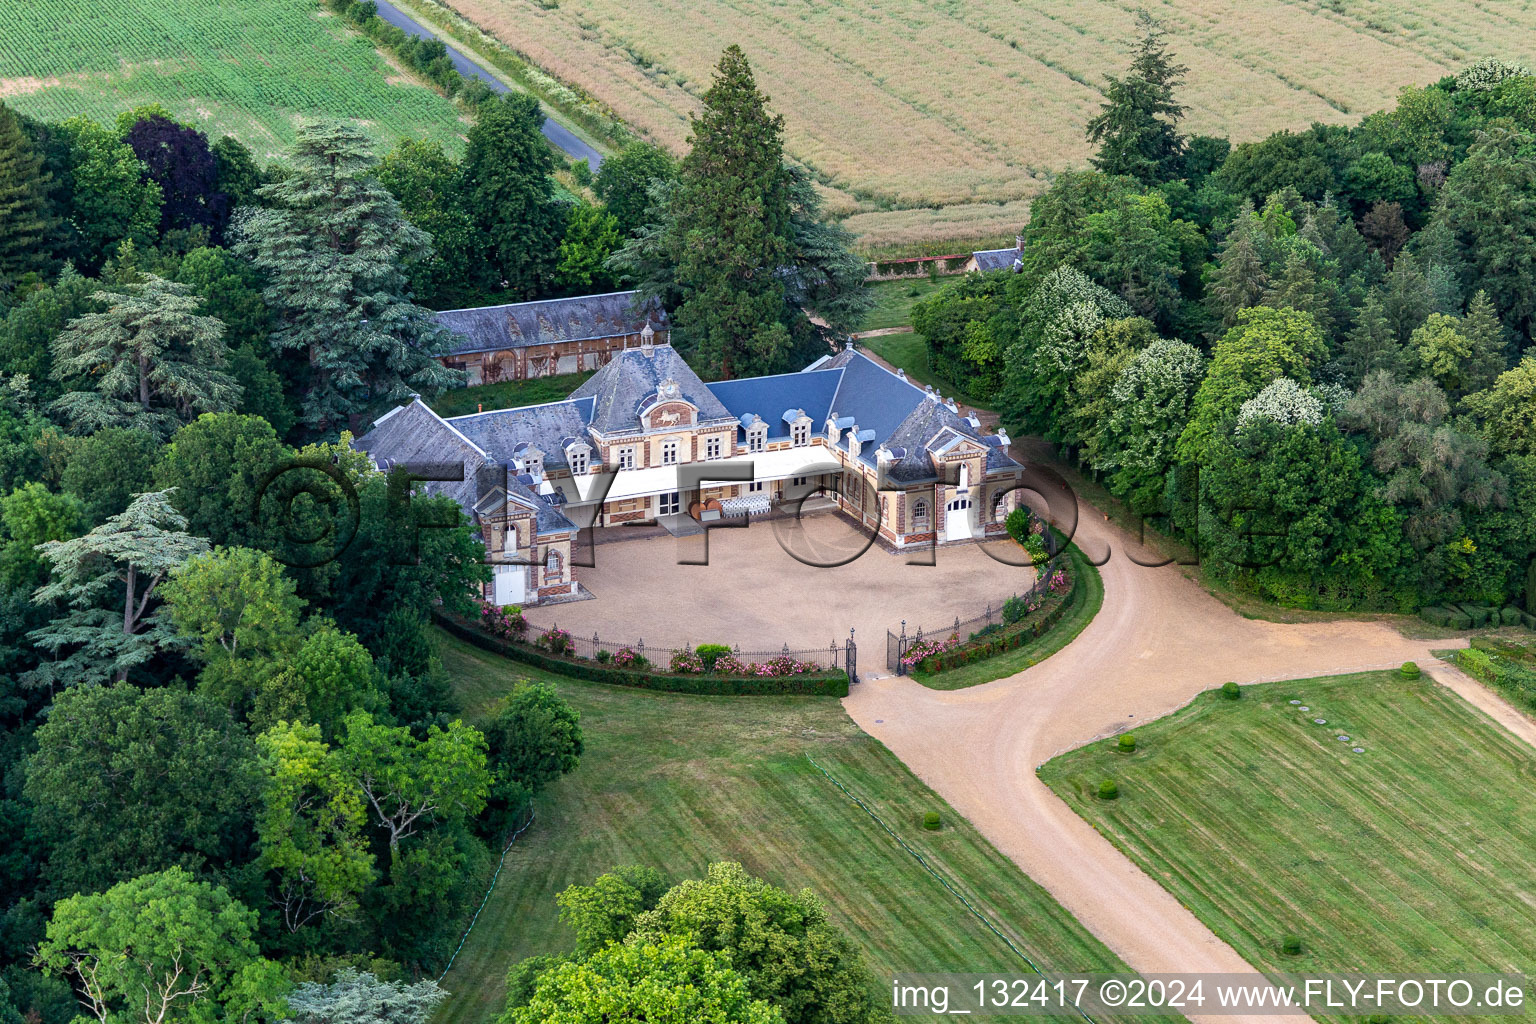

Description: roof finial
[843,336,854,351]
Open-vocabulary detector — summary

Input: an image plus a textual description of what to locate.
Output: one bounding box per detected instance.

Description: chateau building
[354,339,1025,606]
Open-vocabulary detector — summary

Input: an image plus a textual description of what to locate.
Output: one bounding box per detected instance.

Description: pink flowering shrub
[535,627,573,655]
[740,654,820,677]
[669,649,705,673]
[711,654,748,675]
[612,646,648,669]
[901,634,960,669]
[480,602,528,640]
[1047,569,1070,593]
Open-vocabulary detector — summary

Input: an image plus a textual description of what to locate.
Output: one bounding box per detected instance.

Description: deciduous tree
[35,867,287,1024]
[338,712,490,859]
[632,862,886,1024]
[593,142,677,237]
[24,685,258,895]
[509,934,780,1024]
[254,721,374,932]
[457,95,565,301]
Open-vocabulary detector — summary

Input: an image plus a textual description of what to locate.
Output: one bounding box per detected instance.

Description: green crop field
[0,0,469,159]
[428,0,1536,253]
[433,631,1181,1024]
[1042,671,1536,991]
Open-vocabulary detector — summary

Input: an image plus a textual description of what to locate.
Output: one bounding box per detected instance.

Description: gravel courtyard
[521,512,1038,657]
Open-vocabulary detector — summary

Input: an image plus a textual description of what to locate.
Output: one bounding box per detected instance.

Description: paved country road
[370,0,605,169]
[843,459,1476,1024]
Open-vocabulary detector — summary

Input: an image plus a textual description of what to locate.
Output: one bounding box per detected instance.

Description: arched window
[993,490,1009,523]
[545,548,562,579]
[911,499,930,531]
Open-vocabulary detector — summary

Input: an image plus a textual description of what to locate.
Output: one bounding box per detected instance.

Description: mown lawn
[858,278,950,332]
[434,631,1178,1024]
[428,371,593,418]
[1041,671,1536,983]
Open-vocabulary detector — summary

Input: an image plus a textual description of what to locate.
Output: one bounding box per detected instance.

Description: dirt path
[843,493,1469,1024]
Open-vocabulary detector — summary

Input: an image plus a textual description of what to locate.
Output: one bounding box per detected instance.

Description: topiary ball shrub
[695,643,732,671]
[922,811,941,830]
[1221,681,1241,700]
[1280,934,1303,956]
[1097,779,1119,801]
[1400,661,1420,679]
[1116,733,1137,753]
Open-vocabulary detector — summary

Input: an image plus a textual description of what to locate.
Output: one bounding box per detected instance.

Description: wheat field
[428,0,1536,252]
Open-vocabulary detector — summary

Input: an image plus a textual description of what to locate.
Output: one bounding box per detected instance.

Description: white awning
[568,452,844,504]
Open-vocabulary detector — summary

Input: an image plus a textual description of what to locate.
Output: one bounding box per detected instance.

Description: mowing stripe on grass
[805,754,1097,1024]
[439,809,537,983]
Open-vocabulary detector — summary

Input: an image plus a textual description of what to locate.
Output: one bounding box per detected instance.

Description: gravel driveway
[524,512,1039,656]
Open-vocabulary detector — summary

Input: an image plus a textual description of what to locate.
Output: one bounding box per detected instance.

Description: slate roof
[353,400,576,534]
[569,344,734,435]
[353,400,487,511]
[822,349,1022,482]
[706,368,843,441]
[972,247,1022,273]
[447,397,595,470]
[434,290,667,358]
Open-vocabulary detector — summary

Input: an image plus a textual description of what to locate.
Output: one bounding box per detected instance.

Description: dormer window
[792,421,809,446]
[748,425,767,452]
[569,448,588,475]
[526,455,542,477]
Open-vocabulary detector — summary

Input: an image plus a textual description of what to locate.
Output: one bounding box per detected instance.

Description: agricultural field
[426,0,1536,252]
[1041,670,1536,986]
[434,631,1180,1024]
[0,0,469,160]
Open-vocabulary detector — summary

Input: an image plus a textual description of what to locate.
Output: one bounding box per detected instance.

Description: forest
[913,36,1536,611]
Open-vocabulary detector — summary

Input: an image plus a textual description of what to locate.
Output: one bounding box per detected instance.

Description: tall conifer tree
[0,102,53,288]
[670,46,793,379]
[235,120,459,431]
[1085,11,1188,184]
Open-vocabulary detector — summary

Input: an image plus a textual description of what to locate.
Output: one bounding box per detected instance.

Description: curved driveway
[844,468,1469,1024]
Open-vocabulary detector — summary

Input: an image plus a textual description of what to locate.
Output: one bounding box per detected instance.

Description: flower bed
[434,610,849,697]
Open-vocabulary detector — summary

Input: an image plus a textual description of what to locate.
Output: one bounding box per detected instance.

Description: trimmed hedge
[434,611,849,697]
[915,577,1075,674]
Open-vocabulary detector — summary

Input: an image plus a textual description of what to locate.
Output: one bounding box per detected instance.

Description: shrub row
[915,575,1076,674]
[1420,604,1536,630]
[434,610,850,697]
[327,0,499,105]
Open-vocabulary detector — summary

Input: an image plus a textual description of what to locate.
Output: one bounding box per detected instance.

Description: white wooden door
[493,564,526,605]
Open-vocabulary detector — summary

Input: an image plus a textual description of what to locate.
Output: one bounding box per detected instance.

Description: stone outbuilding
[434,290,670,384]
